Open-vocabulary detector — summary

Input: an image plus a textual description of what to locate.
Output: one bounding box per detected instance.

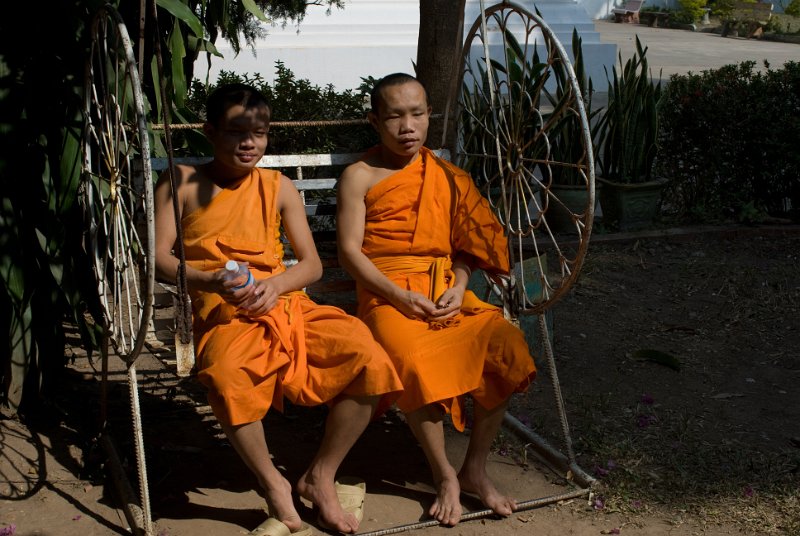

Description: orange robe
[182,168,403,427]
[357,147,536,431]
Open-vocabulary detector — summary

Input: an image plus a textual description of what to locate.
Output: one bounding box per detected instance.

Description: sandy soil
[3,224,798,536]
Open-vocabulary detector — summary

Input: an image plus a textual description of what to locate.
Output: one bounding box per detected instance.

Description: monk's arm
[237,176,322,316]
[336,167,436,319]
[154,167,224,293]
[270,175,323,294]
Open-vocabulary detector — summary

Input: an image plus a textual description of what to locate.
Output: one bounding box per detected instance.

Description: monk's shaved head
[370,73,429,114]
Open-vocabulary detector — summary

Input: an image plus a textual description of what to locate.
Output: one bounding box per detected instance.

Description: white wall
[196,0,419,91]
[196,0,617,92]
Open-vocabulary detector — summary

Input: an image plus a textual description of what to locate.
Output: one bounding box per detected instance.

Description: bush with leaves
[656,61,800,223]
[595,37,663,184]
[186,62,376,158]
[678,0,709,22]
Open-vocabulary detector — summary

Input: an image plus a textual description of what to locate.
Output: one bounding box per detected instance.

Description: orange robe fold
[357,147,537,431]
[182,168,403,427]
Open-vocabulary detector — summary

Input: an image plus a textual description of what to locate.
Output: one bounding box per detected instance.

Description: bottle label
[232,270,253,290]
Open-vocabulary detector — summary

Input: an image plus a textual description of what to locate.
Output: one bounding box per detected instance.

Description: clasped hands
[397,286,464,321]
[212,264,280,316]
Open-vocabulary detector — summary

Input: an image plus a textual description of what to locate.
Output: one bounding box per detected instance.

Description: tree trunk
[415,0,466,152]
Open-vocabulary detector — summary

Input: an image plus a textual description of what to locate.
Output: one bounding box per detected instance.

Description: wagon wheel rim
[81,4,155,366]
[454,2,595,316]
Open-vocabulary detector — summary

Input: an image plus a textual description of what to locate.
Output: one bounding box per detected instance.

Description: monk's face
[204,103,270,172]
[369,81,431,158]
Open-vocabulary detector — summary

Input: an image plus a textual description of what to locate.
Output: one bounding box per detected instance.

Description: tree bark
[415,0,466,152]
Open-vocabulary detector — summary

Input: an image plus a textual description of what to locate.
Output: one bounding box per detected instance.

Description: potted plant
[594,36,665,231]
[456,27,598,233]
[543,30,602,231]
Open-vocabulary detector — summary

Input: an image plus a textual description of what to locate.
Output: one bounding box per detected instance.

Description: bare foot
[458,471,516,517]
[296,474,359,534]
[429,475,463,526]
[261,475,304,532]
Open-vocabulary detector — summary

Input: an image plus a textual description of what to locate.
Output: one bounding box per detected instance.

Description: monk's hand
[429,287,464,320]
[213,267,255,306]
[241,278,280,316]
[396,290,438,320]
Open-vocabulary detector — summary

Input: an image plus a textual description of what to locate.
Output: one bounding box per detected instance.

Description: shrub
[595,37,663,184]
[185,62,376,156]
[678,0,708,22]
[656,61,800,222]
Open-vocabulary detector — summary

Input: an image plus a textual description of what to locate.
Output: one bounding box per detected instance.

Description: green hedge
[186,62,377,156]
[656,60,800,222]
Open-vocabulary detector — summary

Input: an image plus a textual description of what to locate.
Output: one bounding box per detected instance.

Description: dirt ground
[2,223,798,536]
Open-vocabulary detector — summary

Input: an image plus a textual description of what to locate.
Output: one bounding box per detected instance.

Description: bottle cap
[225,260,239,272]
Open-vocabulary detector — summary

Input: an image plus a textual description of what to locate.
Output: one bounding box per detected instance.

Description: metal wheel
[82,4,154,366]
[455,2,595,316]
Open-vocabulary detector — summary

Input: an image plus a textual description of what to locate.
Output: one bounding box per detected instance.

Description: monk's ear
[367,111,379,131]
[426,105,432,116]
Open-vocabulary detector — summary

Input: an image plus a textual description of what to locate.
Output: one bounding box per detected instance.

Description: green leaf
[156,0,203,37]
[169,19,187,107]
[633,349,682,371]
[241,0,270,23]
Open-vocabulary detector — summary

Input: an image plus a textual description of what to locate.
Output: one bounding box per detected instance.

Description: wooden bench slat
[260,153,365,167]
[295,178,338,190]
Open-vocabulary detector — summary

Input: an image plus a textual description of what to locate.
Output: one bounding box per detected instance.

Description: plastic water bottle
[224,260,253,290]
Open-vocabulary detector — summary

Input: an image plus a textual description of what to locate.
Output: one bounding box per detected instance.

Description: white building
[197,0,618,93]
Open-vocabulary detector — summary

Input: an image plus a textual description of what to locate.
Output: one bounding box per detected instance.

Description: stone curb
[588,223,800,245]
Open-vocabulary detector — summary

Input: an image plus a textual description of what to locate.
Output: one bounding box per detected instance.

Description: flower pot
[597,177,666,231]
[547,184,595,233]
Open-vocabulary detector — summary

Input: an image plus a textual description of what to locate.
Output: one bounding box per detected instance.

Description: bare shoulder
[154,164,212,219]
[277,173,302,210]
[338,159,374,196]
[278,173,300,199]
[278,172,298,191]
[155,163,201,191]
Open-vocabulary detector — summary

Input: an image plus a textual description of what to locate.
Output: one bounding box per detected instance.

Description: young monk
[153,83,403,535]
[336,73,537,527]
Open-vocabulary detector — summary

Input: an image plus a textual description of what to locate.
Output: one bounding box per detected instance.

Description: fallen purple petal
[636,414,658,428]
[744,485,754,498]
[631,499,642,509]
[594,496,606,510]
[610,528,621,535]
[606,459,617,470]
[594,465,609,477]
[0,525,16,536]
[640,393,654,405]
[516,414,531,427]
[72,515,81,521]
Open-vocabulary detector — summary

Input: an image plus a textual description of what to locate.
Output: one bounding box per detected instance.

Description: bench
[146,150,554,377]
[135,152,587,529]
[722,2,773,38]
[638,10,670,27]
[612,0,644,24]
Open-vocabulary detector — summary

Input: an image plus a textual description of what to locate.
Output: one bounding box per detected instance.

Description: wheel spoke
[455,3,595,315]
[81,5,154,364]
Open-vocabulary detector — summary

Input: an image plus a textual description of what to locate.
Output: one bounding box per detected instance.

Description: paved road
[593,18,799,82]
